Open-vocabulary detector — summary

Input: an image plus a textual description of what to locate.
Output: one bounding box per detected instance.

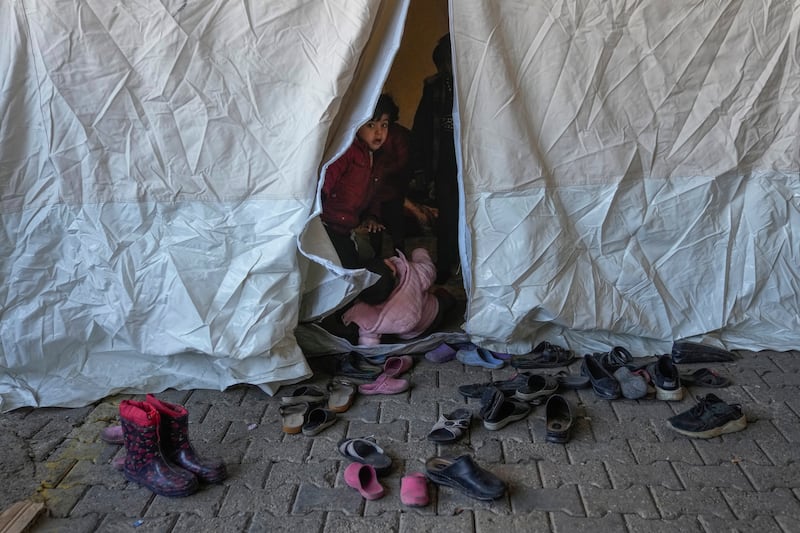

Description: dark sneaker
[480,386,531,430]
[458,372,531,399]
[667,394,746,438]
[649,354,684,401]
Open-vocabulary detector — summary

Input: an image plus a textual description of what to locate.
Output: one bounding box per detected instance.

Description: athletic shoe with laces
[666,393,746,438]
[649,354,684,401]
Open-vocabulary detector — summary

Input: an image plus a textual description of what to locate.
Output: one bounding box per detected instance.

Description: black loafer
[425,455,506,500]
[458,372,532,399]
[581,354,621,400]
[671,341,736,364]
[545,394,573,443]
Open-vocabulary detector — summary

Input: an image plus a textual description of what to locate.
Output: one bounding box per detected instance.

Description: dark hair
[432,33,451,71]
[358,258,395,305]
[373,93,399,123]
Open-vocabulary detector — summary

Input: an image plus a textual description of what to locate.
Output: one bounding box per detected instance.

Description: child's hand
[362,218,385,233]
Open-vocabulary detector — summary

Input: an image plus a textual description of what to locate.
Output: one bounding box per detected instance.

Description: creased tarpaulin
[453,1,800,355]
[0,0,402,410]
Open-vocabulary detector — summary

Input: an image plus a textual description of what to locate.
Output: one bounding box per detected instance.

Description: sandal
[680,367,731,388]
[514,374,559,403]
[301,407,337,436]
[327,379,356,413]
[337,436,392,475]
[426,408,472,443]
[510,342,575,369]
[400,472,429,507]
[280,403,309,434]
[280,385,327,406]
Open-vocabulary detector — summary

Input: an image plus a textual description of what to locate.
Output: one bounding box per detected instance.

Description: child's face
[356,113,390,151]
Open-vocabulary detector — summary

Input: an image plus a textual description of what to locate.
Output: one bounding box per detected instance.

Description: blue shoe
[456,347,505,369]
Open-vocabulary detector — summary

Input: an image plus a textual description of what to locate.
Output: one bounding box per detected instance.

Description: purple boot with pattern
[146,394,227,484]
[119,400,198,497]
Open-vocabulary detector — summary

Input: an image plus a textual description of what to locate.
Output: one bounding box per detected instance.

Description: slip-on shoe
[383,355,414,377]
[480,386,531,430]
[280,385,327,406]
[344,462,384,500]
[545,394,573,444]
[425,455,506,501]
[456,346,505,369]
[425,343,457,363]
[358,373,410,395]
[581,354,621,400]
[458,372,532,399]
[671,341,736,364]
[514,374,559,403]
[337,436,392,475]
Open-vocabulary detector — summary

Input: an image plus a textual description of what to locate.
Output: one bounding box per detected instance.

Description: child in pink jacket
[342,248,453,346]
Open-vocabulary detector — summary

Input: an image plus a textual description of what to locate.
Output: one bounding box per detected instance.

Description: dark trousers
[370,197,406,257]
[324,225,361,269]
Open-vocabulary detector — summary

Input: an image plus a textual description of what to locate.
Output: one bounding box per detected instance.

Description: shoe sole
[483,411,529,431]
[514,389,557,402]
[667,414,747,438]
[656,385,685,401]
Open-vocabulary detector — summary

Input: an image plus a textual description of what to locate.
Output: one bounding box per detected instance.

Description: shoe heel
[656,385,684,401]
[720,415,748,435]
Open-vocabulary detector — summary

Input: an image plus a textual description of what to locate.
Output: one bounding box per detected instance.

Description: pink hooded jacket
[342,248,439,346]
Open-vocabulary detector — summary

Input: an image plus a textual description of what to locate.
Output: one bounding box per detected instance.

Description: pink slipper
[358,373,410,395]
[400,472,429,507]
[384,355,413,377]
[344,463,384,500]
[424,343,457,363]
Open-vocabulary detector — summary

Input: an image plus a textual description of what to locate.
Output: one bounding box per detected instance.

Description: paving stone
[650,487,734,519]
[538,459,610,489]
[720,487,800,519]
[739,462,800,490]
[624,514,705,532]
[346,418,408,443]
[249,510,326,533]
[604,460,681,490]
[774,514,800,533]
[32,514,102,533]
[431,482,511,515]
[503,439,568,464]
[758,370,800,387]
[752,437,799,466]
[293,482,365,514]
[628,439,704,465]
[381,397,438,422]
[242,435,311,463]
[38,484,89,518]
[324,510,401,532]
[172,511,252,532]
[400,509,475,533]
[509,485,582,515]
[343,399,381,422]
[96,514,176,532]
[770,413,800,443]
[220,484,296,516]
[551,511,626,532]
[671,461,752,491]
[690,436,771,466]
[567,441,636,464]
[61,457,128,488]
[146,483,226,518]
[580,485,659,518]
[474,509,550,532]
[70,484,150,517]
[266,458,338,488]
[492,462,542,489]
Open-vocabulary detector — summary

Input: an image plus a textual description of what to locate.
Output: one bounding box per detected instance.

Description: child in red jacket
[322,95,397,268]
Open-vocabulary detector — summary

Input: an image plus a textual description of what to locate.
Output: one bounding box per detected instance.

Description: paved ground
[2,347,799,532]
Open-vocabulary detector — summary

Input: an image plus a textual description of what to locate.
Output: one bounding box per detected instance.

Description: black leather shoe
[545,394,573,443]
[671,341,736,364]
[581,354,621,400]
[425,455,506,500]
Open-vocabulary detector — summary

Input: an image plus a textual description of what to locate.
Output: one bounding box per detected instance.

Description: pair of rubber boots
[115,394,226,497]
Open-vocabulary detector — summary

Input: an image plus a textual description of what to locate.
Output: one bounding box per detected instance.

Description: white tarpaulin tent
[2,0,799,410]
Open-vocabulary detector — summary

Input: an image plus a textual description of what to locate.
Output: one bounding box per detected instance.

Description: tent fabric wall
[452,1,800,355]
[0,0,402,410]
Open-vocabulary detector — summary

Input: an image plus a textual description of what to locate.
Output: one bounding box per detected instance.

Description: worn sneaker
[649,354,684,401]
[667,394,746,438]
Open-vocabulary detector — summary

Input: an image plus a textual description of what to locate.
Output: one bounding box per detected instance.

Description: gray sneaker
[666,394,746,438]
